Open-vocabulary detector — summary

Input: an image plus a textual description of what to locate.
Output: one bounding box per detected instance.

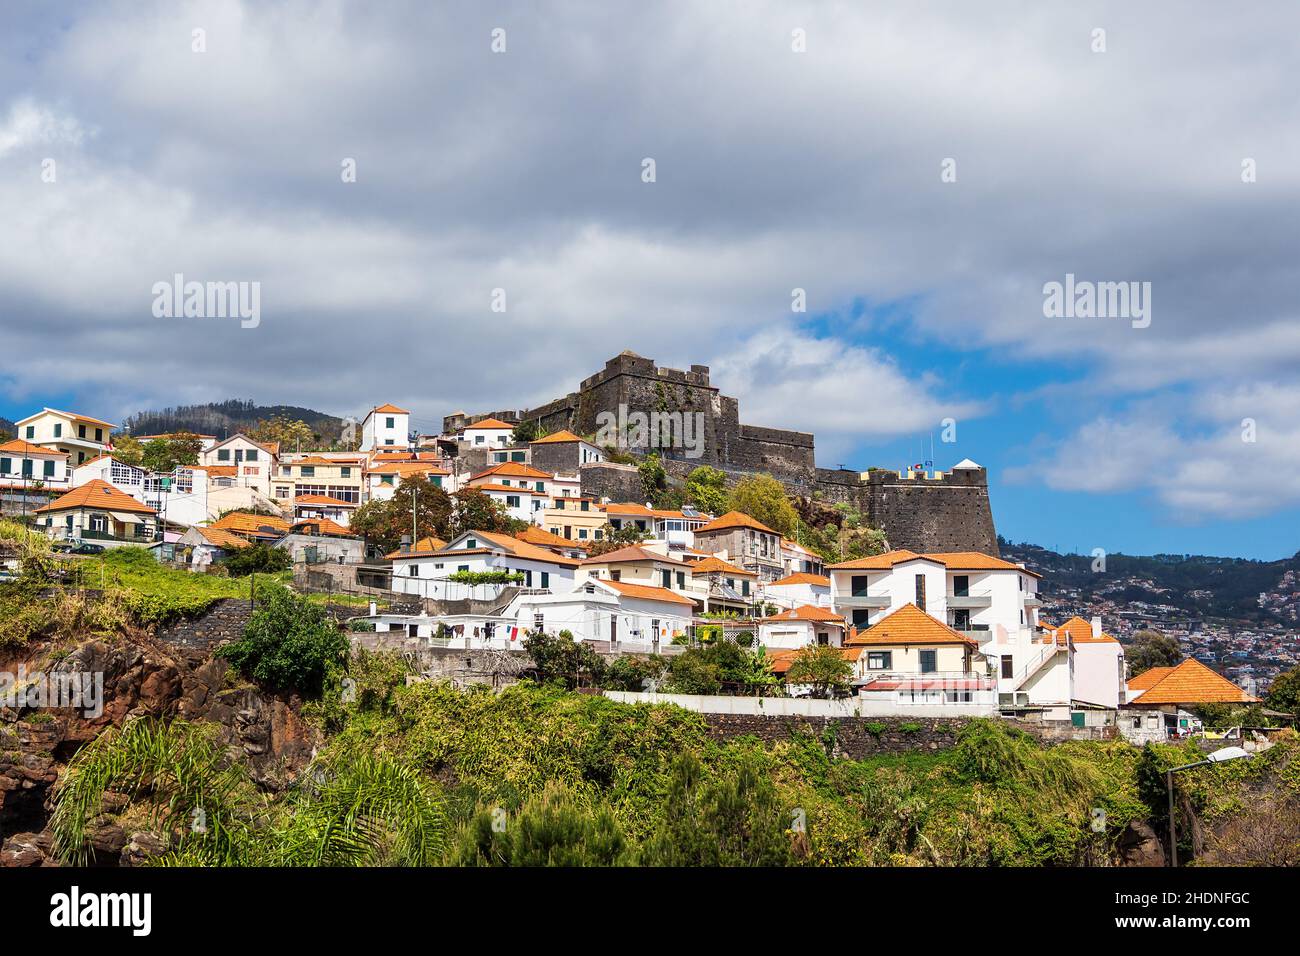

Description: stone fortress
[447,351,999,556]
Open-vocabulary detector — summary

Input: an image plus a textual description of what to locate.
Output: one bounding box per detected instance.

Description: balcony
[836,593,891,608]
[946,591,993,609]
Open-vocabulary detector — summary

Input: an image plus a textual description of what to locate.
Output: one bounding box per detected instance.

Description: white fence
[603,690,997,718]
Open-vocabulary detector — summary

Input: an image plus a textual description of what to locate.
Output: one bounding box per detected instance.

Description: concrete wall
[604,690,996,718]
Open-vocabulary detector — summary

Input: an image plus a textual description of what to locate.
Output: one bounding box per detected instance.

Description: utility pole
[412,483,419,547]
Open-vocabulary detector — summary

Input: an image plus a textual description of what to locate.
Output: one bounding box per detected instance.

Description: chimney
[1090,616,1102,638]
[400,533,411,554]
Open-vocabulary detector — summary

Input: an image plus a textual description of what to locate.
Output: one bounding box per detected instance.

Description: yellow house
[271,455,365,507]
[14,408,116,466]
[577,544,705,603]
[34,479,158,546]
[848,603,984,681]
[541,496,609,543]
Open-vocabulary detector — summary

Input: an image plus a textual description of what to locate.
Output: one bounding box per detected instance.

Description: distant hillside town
[0,354,1269,739]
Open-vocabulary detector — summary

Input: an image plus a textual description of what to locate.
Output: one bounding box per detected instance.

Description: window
[218,449,230,461]
[385,417,394,428]
[661,569,672,588]
[1001,657,1014,679]
[915,574,926,611]
[408,565,418,576]
[610,570,621,581]
[919,649,937,673]
[53,423,62,437]
[511,451,526,462]
[580,500,589,512]
[0,458,8,474]
[867,651,892,670]
[384,439,393,445]
[577,529,587,540]
[21,459,32,477]
[540,572,549,589]
[246,449,259,461]
[676,571,685,588]
[742,581,750,597]
[381,475,394,485]
[523,570,533,587]
[432,477,442,488]
[77,424,85,438]
[301,466,315,477]
[458,565,469,573]
[276,487,290,498]
[89,514,107,532]
[465,538,476,548]
[43,460,54,478]
[953,574,969,597]
[475,435,484,444]
[506,495,520,508]
[851,575,869,597]
[25,425,34,439]
[535,481,545,492]
[95,429,103,442]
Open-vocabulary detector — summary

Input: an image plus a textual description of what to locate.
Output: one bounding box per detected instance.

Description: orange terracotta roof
[371,403,410,415]
[210,511,291,536]
[846,603,977,647]
[1127,659,1255,705]
[599,579,696,606]
[530,429,587,444]
[472,462,552,480]
[384,536,448,560]
[1126,666,1173,691]
[472,482,541,495]
[457,529,581,568]
[767,645,862,675]
[581,544,686,566]
[17,408,116,430]
[1056,616,1119,644]
[690,555,757,577]
[291,456,349,466]
[830,549,1037,576]
[202,465,238,477]
[695,511,778,535]
[763,604,845,624]
[0,439,67,457]
[464,417,514,430]
[769,572,830,587]
[196,526,251,550]
[368,461,449,476]
[34,479,155,515]
[603,502,656,517]
[781,538,817,554]
[294,494,356,507]
[291,517,355,538]
[514,526,588,550]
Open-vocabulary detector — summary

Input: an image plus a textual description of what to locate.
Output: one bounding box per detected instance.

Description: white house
[34,479,158,547]
[199,434,278,496]
[389,529,579,600]
[0,440,70,492]
[758,605,847,649]
[361,404,411,451]
[827,550,1102,719]
[459,417,515,449]
[1053,616,1126,709]
[72,456,209,528]
[507,577,694,651]
[470,483,544,524]
[762,571,831,610]
[780,538,824,576]
[365,461,450,502]
[13,408,116,466]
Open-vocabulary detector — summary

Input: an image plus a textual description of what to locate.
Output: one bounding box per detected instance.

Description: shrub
[220,542,291,576]
[218,585,349,697]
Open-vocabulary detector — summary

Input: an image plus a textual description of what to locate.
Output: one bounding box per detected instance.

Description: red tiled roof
[695,511,778,535]
[769,572,830,587]
[34,479,155,515]
[598,579,696,606]
[846,603,977,647]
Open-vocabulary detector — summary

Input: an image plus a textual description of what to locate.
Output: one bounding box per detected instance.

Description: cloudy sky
[1,1,1297,559]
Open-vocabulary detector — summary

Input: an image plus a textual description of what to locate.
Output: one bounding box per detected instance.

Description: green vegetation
[785,643,854,697]
[1126,629,1183,676]
[217,585,349,696]
[220,542,291,576]
[447,569,524,585]
[44,670,1300,867]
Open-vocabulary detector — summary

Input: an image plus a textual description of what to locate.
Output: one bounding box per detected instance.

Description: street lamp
[1166,745,1252,866]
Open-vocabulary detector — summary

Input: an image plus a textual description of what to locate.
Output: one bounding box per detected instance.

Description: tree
[684,465,729,515]
[638,452,669,503]
[350,476,453,553]
[1266,666,1300,718]
[523,629,606,689]
[110,434,145,467]
[637,753,796,866]
[451,487,520,536]
[452,783,628,866]
[727,473,799,537]
[785,644,853,698]
[666,641,766,695]
[512,420,545,444]
[220,542,291,576]
[217,585,349,697]
[249,416,317,452]
[584,522,649,557]
[1126,630,1183,676]
[140,433,203,473]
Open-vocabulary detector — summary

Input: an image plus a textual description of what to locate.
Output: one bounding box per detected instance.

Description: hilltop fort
[448,351,999,555]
